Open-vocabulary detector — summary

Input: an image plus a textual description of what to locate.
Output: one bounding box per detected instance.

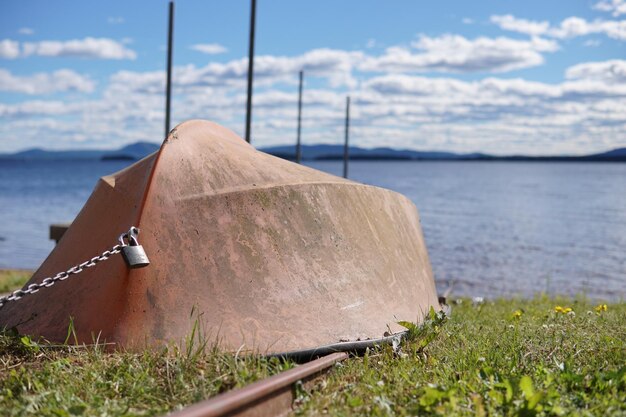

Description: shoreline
[0,269,33,297]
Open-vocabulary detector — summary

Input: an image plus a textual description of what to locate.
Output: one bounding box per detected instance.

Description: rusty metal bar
[244,0,257,143]
[296,70,303,164]
[166,352,348,417]
[165,0,175,137]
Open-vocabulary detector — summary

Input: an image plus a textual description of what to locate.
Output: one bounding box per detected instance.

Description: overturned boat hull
[0,120,440,354]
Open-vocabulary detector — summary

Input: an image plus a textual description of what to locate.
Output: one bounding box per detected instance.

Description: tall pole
[244,0,257,143]
[343,96,350,179]
[296,70,303,163]
[164,0,174,137]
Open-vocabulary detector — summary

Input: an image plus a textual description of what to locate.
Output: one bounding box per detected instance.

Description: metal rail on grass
[166,352,348,417]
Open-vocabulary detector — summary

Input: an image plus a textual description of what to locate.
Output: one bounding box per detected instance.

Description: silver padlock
[119,227,150,269]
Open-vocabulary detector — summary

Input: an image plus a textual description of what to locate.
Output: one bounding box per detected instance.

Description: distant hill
[100,142,160,160]
[260,144,626,162]
[468,147,626,162]
[590,147,626,158]
[0,142,161,161]
[4,148,107,160]
[1,142,625,162]
[261,144,479,160]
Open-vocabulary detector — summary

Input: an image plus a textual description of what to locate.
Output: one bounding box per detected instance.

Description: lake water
[1,159,624,300]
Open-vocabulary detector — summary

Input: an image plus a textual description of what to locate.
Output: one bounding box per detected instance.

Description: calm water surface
[1,159,624,300]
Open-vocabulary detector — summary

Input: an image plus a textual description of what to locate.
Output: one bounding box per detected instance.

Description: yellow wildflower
[513,310,523,319]
[554,306,573,314]
[594,304,608,313]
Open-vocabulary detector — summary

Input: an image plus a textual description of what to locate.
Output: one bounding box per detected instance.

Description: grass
[0,270,32,294]
[296,298,626,416]
[0,329,295,416]
[0,296,624,416]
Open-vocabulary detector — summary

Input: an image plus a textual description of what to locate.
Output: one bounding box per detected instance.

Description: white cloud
[361,74,569,106]
[462,18,474,24]
[363,74,472,96]
[362,72,626,108]
[594,0,626,16]
[0,69,95,94]
[550,17,626,40]
[4,57,626,154]
[1,39,624,155]
[565,59,626,84]
[360,35,558,73]
[0,100,77,118]
[22,37,137,59]
[492,14,626,41]
[18,27,34,35]
[109,48,362,96]
[0,40,20,59]
[239,48,362,87]
[352,72,626,153]
[190,43,228,54]
[490,15,550,36]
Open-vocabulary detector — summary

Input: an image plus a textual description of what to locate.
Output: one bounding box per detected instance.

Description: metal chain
[0,243,124,310]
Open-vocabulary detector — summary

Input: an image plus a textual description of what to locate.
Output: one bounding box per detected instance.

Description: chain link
[0,244,123,309]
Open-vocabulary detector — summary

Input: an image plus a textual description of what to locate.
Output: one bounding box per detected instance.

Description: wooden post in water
[343,96,350,179]
[296,70,303,163]
[244,0,257,143]
[164,0,174,137]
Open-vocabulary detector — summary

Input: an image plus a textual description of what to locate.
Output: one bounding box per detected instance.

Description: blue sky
[1,0,625,155]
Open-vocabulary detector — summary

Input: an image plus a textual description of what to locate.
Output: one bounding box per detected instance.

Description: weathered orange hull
[0,120,440,354]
